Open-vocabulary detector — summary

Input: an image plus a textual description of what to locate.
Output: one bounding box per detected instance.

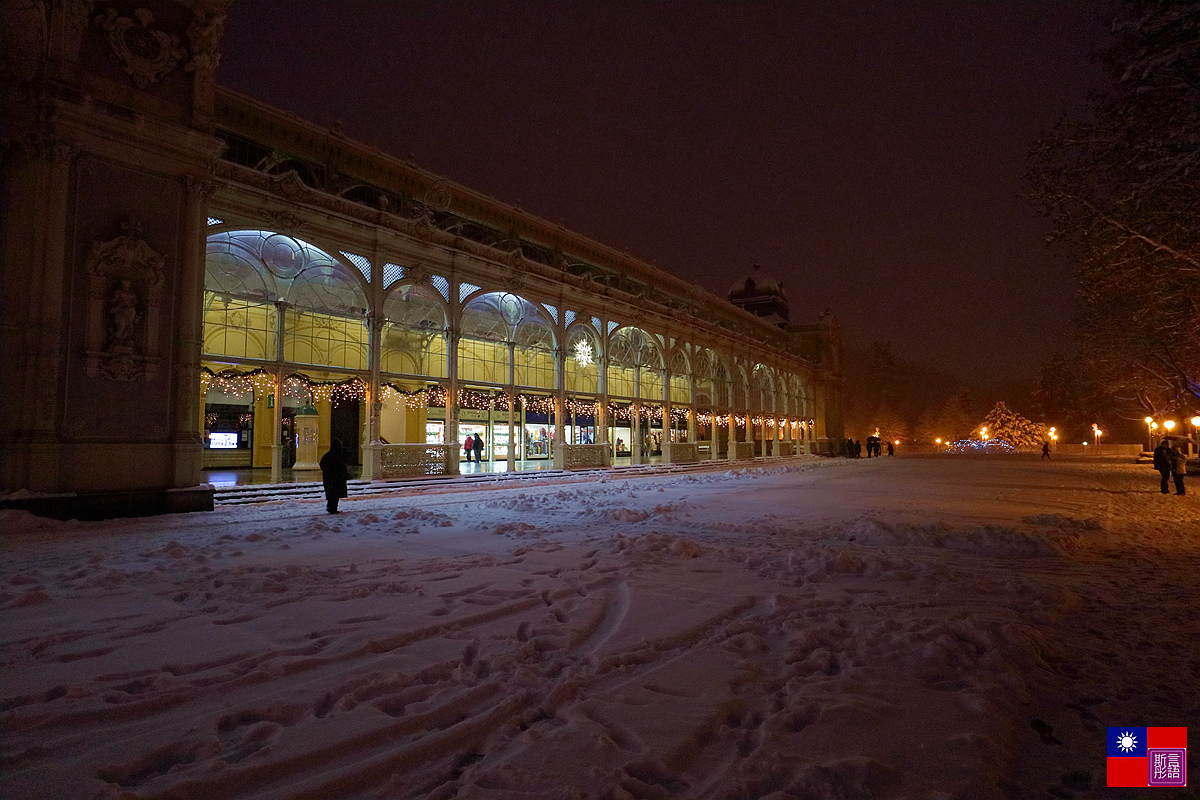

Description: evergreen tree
[981,401,1047,449]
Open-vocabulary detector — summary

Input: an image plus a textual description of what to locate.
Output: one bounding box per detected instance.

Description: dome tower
[728,264,789,328]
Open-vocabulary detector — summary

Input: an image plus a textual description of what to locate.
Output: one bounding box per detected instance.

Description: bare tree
[1028,1,1200,412]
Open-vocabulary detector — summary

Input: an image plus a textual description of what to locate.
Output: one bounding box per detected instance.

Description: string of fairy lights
[200,367,814,431]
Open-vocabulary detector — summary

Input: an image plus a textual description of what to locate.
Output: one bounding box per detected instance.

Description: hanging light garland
[201,367,276,397]
[565,398,599,416]
[518,394,556,414]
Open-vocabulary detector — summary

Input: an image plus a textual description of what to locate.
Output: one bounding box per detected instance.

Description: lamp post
[980,426,988,442]
[1049,426,1056,452]
[1145,416,1155,451]
[1191,416,1200,457]
[1092,424,1103,453]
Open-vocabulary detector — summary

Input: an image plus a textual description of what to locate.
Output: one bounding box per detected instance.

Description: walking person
[1169,442,1187,496]
[463,435,474,463]
[1152,438,1173,494]
[472,432,485,464]
[887,440,894,457]
[1041,441,1051,460]
[319,438,350,514]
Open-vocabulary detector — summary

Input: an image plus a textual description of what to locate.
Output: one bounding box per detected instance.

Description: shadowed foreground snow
[2,456,1197,799]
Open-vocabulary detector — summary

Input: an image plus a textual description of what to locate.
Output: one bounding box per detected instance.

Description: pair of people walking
[463,433,485,463]
[1152,439,1188,496]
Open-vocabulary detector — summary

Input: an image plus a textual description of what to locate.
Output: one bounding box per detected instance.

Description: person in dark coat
[1169,443,1187,496]
[1152,439,1173,494]
[472,432,485,463]
[1041,441,1051,460]
[887,440,895,457]
[319,438,350,513]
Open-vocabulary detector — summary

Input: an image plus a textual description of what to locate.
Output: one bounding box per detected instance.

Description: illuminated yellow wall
[608,365,635,398]
[670,375,691,404]
[565,360,599,393]
[513,345,555,390]
[458,338,506,384]
[380,384,428,444]
[381,326,447,378]
[203,296,275,360]
[284,310,368,371]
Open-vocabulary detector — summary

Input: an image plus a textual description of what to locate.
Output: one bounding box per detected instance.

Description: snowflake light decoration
[572,339,593,368]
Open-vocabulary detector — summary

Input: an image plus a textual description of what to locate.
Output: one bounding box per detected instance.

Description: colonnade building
[1,0,844,518]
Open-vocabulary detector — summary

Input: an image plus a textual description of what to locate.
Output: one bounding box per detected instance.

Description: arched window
[458,292,556,389]
[711,355,730,408]
[204,231,368,370]
[565,324,600,394]
[733,365,748,411]
[381,282,448,378]
[669,349,691,405]
[751,364,773,414]
[607,327,662,400]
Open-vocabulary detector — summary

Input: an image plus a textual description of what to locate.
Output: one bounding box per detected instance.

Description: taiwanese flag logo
[1107,727,1187,787]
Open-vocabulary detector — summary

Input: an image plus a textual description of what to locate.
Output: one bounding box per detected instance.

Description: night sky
[218,1,1115,384]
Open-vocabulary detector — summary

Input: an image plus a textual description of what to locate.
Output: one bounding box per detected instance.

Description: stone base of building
[0,485,215,522]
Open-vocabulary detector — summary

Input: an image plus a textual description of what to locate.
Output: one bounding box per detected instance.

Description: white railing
[669,442,700,464]
[378,444,454,479]
[562,443,609,470]
[735,441,755,459]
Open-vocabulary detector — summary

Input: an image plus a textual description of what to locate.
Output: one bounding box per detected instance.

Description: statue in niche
[107,279,140,349]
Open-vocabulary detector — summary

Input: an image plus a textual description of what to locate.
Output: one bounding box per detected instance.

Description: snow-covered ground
[2,455,1196,800]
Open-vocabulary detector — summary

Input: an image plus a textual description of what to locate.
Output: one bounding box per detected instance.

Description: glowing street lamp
[1049,426,1056,452]
[1092,424,1103,452]
[980,426,988,441]
[1164,419,1176,434]
[1145,416,1155,451]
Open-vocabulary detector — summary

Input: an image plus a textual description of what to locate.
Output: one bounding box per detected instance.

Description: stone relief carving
[82,221,165,382]
[270,170,307,199]
[183,2,226,79]
[502,273,524,295]
[107,278,139,347]
[405,264,429,285]
[260,209,308,234]
[94,6,187,88]
[64,0,96,56]
[422,178,452,213]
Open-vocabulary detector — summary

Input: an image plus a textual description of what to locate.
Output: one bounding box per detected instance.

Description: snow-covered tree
[1028,1,1200,409]
[980,402,1047,450]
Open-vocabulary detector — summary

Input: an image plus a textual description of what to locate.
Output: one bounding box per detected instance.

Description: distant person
[1041,441,1051,460]
[463,436,474,462]
[1169,443,1187,496]
[845,437,854,458]
[854,439,863,458]
[1152,439,1173,494]
[472,432,485,463]
[319,438,350,514]
[887,440,895,457]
